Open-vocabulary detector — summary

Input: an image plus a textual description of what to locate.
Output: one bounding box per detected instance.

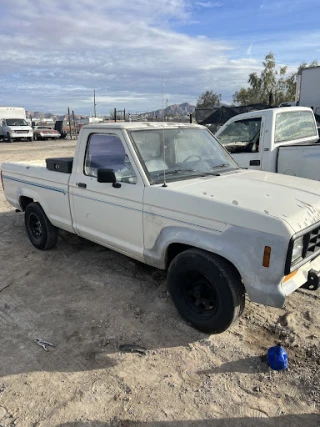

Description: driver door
[69,131,144,261]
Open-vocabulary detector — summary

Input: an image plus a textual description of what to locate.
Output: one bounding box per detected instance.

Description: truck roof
[298,66,320,75]
[0,106,25,110]
[83,122,203,131]
[222,106,313,121]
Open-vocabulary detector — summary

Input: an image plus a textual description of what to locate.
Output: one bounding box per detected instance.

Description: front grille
[305,226,320,257]
[285,223,320,274]
[15,130,28,133]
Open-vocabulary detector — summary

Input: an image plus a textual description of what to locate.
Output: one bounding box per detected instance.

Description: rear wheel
[25,202,58,249]
[167,249,245,333]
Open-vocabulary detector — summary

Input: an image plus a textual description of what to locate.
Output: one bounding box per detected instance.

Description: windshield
[129,127,238,183]
[6,119,28,126]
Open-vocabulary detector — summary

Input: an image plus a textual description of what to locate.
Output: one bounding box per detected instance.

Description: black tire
[28,137,33,142]
[167,249,245,334]
[7,133,12,143]
[34,134,37,141]
[25,202,58,250]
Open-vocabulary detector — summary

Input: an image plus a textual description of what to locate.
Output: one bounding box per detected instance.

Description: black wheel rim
[29,213,43,241]
[183,271,218,318]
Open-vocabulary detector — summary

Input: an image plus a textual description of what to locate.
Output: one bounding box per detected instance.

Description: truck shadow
[0,211,216,378]
[197,355,269,375]
[58,414,320,427]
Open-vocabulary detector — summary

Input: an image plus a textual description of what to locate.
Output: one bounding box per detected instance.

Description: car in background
[33,126,61,141]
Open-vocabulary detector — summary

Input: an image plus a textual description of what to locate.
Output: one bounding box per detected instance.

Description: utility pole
[94,89,97,118]
[68,107,72,139]
[165,98,168,121]
[72,110,77,136]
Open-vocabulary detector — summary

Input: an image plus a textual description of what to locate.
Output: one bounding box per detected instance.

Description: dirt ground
[0,140,319,427]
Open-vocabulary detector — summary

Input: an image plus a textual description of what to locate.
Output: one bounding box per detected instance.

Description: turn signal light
[263,246,271,267]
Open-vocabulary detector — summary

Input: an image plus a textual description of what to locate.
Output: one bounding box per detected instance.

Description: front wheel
[27,137,33,142]
[167,249,245,333]
[7,133,12,143]
[25,202,59,249]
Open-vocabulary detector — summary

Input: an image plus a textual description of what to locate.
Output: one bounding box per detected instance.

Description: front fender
[143,225,288,305]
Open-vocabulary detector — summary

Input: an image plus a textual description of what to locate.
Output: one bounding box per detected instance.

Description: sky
[1,0,320,115]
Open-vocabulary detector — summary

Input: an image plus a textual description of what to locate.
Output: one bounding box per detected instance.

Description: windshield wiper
[153,169,196,178]
[211,163,232,169]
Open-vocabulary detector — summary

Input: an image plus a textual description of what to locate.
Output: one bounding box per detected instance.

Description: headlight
[292,236,304,264]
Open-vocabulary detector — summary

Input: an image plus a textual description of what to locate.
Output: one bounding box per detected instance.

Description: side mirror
[97,168,121,188]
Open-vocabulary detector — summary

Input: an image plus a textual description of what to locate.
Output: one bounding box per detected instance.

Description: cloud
[1,0,315,114]
[247,43,254,56]
[196,1,223,8]
[0,0,255,113]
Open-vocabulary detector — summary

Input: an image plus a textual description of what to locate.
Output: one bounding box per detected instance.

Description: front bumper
[39,133,60,138]
[248,254,320,308]
[10,132,32,138]
[282,254,320,298]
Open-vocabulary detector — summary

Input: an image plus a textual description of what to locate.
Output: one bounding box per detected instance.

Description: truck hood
[168,169,320,234]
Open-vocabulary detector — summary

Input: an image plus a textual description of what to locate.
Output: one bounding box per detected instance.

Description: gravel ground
[0,139,319,427]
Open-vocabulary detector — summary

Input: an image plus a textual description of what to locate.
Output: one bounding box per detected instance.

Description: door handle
[250,160,260,166]
[77,182,87,188]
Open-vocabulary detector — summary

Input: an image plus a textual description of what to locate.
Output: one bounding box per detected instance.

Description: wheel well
[166,243,192,268]
[166,244,243,285]
[20,196,34,211]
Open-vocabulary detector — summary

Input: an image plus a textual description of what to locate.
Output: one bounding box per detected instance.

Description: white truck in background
[215,107,320,181]
[0,107,33,142]
[296,66,320,122]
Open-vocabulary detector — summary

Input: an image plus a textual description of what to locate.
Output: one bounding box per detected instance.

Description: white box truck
[0,107,33,142]
[296,66,320,123]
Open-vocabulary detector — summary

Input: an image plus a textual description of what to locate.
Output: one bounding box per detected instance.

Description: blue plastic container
[267,345,288,371]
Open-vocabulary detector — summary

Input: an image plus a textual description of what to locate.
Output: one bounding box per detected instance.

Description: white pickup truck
[215,107,320,180]
[1,122,320,333]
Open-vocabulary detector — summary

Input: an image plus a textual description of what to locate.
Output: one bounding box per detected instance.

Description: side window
[84,133,137,184]
[275,111,317,143]
[217,118,262,153]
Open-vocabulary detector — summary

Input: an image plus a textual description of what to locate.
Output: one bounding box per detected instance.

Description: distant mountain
[144,103,196,118]
[26,111,85,121]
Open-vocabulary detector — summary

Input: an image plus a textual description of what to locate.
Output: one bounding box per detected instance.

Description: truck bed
[277,144,320,181]
[1,160,74,232]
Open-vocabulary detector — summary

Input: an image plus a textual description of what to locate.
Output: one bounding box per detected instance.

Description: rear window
[275,111,317,143]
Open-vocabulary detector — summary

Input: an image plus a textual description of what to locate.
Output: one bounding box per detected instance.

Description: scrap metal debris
[119,344,147,355]
[34,339,56,352]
